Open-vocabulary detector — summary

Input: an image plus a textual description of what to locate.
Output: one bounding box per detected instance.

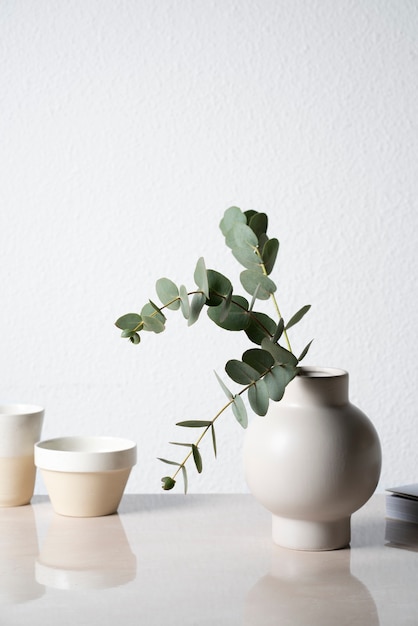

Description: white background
[1,0,417,494]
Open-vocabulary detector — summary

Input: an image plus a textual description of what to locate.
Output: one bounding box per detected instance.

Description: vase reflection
[245,544,379,626]
[0,505,44,604]
[36,512,137,590]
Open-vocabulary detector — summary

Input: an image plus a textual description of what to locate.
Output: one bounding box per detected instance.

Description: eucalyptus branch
[115,206,313,492]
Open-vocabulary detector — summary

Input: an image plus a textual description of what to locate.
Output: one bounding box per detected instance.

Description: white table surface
[0,493,416,625]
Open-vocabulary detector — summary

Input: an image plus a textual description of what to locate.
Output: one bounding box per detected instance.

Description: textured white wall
[1,0,417,494]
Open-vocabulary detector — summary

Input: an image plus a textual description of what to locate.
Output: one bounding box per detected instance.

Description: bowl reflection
[36,512,137,590]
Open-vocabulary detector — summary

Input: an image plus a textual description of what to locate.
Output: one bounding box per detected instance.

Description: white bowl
[34,436,137,517]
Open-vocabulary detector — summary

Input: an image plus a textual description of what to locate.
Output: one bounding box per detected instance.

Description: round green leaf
[249,212,268,240]
[232,395,248,428]
[248,379,270,416]
[155,278,180,310]
[115,313,142,331]
[240,270,276,300]
[245,312,276,345]
[231,246,261,270]
[225,359,260,385]
[161,476,176,490]
[262,238,279,275]
[242,348,274,373]
[179,285,190,319]
[206,269,233,307]
[225,223,258,251]
[207,295,250,331]
[188,292,206,326]
[219,206,246,236]
[261,338,298,366]
[141,301,166,323]
[264,365,290,401]
[193,257,209,298]
[142,315,165,333]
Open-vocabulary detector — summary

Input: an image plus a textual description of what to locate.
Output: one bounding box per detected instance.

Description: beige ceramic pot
[243,367,382,551]
[35,436,137,517]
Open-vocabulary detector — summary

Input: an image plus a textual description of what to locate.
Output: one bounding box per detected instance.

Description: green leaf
[248,379,270,416]
[158,457,181,467]
[264,365,293,401]
[176,420,212,428]
[142,315,165,333]
[286,305,311,330]
[192,444,203,473]
[188,292,206,326]
[161,476,176,490]
[242,348,274,373]
[225,359,261,385]
[207,295,250,331]
[240,270,276,300]
[261,338,298,366]
[244,209,258,223]
[272,318,284,343]
[169,442,193,448]
[129,332,140,344]
[179,285,190,319]
[262,238,279,275]
[140,302,166,324]
[211,424,217,458]
[245,312,276,344]
[225,223,258,251]
[249,212,268,240]
[115,313,142,331]
[181,466,188,494]
[155,278,180,310]
[206,269,233,307]
[298,339,314,362]
[231,246,260,270]
[219,206,246,236]
[214,370,233,400]
[232,395,248,428]
[194,257,209,298]
[219,287,233,323]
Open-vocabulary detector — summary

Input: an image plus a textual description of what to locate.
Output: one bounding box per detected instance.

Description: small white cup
[0,404,45,507]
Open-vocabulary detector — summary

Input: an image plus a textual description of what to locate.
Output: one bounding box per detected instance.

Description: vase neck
[284,367,349,406]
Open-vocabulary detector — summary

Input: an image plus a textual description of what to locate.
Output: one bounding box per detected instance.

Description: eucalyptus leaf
[176,420,212,428]
[264,365,290,401]
[285,305,311,330]
[219,287,233,323]
[192,444,203,473]
[115,313,142,331]
[194,257,209,298]
[244,209,257,223]
[158,458,181,467]
[272,318,285,343]
[142,315,165,333]
[129,333,140,344]
[179,285,190,319]
[240,270,276,300]
[262,238,279,275]
[225,223,258,251]
[219,206,246,236]
[207,295,250,331]
[249,212,268,240]
[298,339,314,362]
[231,246,260,270]
[225,359,261,385]
[181,466,188,494]
[211,424,217,457]
[232,394,248,428]
[261,338,298,366]
[242,348,274,373]
[248,379,270,416]
[155,278,180,310]
[214,370,233,400]
[188,292,206,326]
[161,476,176,490]
[245,312,276,345]
[147,300,167,322]
[206,270,233,307]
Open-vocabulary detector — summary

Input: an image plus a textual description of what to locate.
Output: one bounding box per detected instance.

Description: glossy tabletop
[0,494,416,625]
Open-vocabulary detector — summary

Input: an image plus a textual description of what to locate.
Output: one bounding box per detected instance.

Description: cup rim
[0,404,44,416]
[34,436,137,472]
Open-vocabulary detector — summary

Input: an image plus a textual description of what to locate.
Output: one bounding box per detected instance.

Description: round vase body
[243,367,382,551]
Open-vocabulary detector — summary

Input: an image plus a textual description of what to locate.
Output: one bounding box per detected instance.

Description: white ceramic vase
[243,367,382,551]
